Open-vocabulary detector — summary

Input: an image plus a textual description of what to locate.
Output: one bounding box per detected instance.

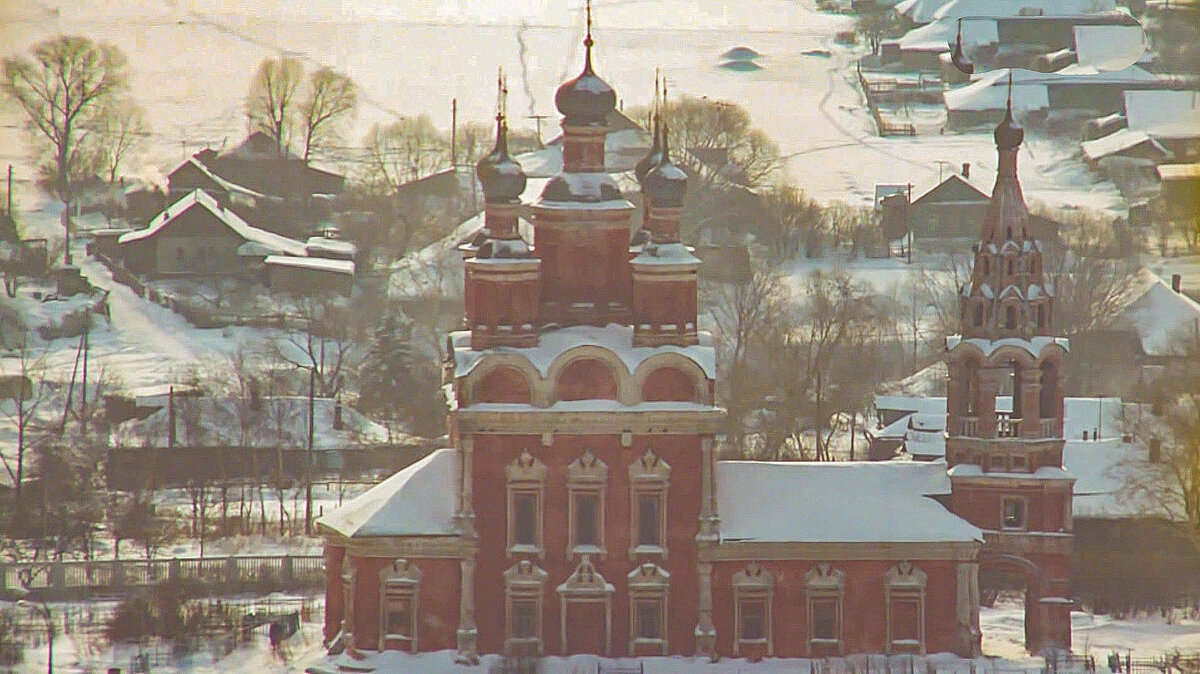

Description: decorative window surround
[629,449,671,559]
[506,450,548,558]
[627,562,670,655]
[504,560,549,656]
[378,559,421,653]
[885,561,927,654]
[1001,496,1028,531]
[805,563,845,654]
[733,561,774,657]
[567,450,608,558]
[556,555,615,655]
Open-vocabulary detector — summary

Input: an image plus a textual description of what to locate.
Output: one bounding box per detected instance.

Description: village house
[308,21,1077,670]
[114,189,357,293]
[168,132,346,238]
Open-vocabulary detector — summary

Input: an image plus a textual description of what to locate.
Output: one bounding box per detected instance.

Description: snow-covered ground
[0,0,1122,211]
[982,598,1200,663]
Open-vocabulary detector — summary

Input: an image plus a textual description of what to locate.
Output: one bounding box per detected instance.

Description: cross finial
[496,67,505,124]
[1006,71,1014,116]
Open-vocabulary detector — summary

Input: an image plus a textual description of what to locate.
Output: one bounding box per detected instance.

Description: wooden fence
[0,554,325,601]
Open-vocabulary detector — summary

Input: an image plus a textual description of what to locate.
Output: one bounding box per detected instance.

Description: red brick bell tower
[944,76,1074,656]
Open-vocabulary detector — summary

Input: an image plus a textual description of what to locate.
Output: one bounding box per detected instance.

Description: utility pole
[451,98,458,166]
[906,183,913,264]
[6,165,12,218]
[80,314,89,436]
[305,366,315,535]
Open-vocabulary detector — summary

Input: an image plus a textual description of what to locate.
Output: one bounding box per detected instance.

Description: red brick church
[312,21,1073,668]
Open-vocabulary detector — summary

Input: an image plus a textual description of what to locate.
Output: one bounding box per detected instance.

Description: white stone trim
[507,450,548,558]
[504,560,549,656]
[885,561,927,654]
[567,450,608,558]
[556,555,615,655]
[629,449,671,560]
[378,559,421,653]
[733,561,774,657]
[806,563,845,655]
[628,562,670,655]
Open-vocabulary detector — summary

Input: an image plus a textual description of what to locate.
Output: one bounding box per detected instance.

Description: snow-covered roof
[113,395,394,450]
[304,236,358,260]
[945,69,1050,112]
[895,0,959,24]
[944,66,1158,112]
[452,323,717,379]
[717,460,981,544]
[1063,438,1148,518]
[1111,273,1200,356]
[318,448,458,538]
[118,189,307,257]
[1074,24,1146,72]
[932,0,1115,21]
[876,394,948,416]
[173,156,281,204]
[944,335,1070,357]
[1082,129,1169,162]
[264,254,355,276]
[631,241,701,267]
[1157,163,1200,180]
[894,17,997,52]
[1124,90,1200,138]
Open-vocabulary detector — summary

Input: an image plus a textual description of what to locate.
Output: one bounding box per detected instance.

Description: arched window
[1036,304,1046,328]
[641,367,697,402]
[974,303,985,327]
[1005,305,1017,329]
[378,559,421,652]
[475,366,532,404]
[557,358,619,401]
[1039,361,1059,420]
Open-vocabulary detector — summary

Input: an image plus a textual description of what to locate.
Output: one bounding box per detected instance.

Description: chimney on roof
[1172,273,1182,293]
[962,162,971,178]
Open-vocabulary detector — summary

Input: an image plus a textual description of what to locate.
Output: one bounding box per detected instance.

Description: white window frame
[1001,496,1028,531]
[506,449,547,558]
[733,561,774,657]
[567,450,608,558]
[378,559,421,653]
[805,563,845,654]
[628,449,671,559]
[884,561,927,654]
[627,562,670,655]
[504,560,549,656]
[556,555,614,655]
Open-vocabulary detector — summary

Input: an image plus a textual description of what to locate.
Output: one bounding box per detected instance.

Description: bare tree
[2,36,130,264]
[1120,390,1200,547]
[298,66,357,164]
[359,115,448,187]
[0,336,56,521]
[246,55,304,156]
[89,96,148,184]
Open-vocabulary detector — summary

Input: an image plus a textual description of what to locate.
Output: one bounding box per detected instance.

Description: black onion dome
[476,120,526,203]
[994,104,1024,150]
[555,37,617,127]
[635,116,663,184]
[643,127,687,209]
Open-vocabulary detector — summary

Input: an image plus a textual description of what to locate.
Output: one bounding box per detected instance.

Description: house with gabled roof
[909,172,991,237]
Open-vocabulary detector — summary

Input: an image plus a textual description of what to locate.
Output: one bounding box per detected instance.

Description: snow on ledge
[945,335,1070,357]
[317,448,458,539]
[452,323,717,379]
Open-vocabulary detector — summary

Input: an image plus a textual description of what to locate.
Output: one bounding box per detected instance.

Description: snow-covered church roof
[318,448,459,539]
[717,460,981,544]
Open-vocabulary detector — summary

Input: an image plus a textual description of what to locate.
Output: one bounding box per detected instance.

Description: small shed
[264,255,355,296]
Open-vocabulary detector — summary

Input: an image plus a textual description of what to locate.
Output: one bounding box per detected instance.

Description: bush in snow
[35,306,92,340]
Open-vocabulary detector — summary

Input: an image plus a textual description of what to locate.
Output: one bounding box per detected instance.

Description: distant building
[909,172,990,238]
[167,132,346,237]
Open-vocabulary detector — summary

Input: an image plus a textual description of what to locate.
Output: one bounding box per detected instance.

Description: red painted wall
[556,359,619,400]
[324,545,345,643]
[348,555,461,653]
[469,432,704,656]
[710,559,964,657]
